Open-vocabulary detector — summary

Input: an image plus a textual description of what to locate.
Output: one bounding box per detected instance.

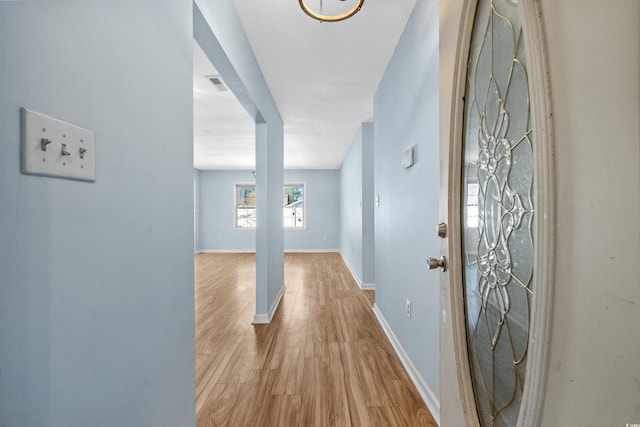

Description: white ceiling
[193,0,416,170]
[193,42,255,170]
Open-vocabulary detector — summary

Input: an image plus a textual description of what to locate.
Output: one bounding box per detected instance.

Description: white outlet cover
[21,108,95,182]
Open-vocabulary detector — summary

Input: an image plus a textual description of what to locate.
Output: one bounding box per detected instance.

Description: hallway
[194,252,437,426]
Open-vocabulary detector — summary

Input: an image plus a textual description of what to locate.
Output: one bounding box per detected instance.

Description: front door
[438,0,553,425]
[460,0,533,424]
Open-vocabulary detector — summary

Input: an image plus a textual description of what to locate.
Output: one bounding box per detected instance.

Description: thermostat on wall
[402,146,414,169]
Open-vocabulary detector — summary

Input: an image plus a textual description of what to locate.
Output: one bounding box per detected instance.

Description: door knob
[428,256,447,272]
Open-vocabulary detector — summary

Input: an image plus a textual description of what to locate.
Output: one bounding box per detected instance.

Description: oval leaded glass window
[461,0,534,425]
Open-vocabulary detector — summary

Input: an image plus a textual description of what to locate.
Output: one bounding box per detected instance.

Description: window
[234,183,306,229]
[465,182,479,228]
[235,184,256,228]
[283,184,305,229]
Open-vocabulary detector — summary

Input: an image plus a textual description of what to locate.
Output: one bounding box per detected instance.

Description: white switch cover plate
[21,108,95,182]
[402,146,414,168]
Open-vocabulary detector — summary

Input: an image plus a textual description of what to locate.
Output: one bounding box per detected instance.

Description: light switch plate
[21,108,95,182]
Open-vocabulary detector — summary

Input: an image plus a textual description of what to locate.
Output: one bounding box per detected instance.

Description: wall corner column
[253,120,284,323]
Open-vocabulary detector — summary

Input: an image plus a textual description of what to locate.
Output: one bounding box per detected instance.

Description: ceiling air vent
[206,75,228,92]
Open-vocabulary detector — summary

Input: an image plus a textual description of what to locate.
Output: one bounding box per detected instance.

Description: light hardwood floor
[195,252,437,427]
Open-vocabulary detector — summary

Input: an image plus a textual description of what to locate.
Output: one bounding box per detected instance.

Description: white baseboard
[339,252,362,287]
[339,252,376,291]
[252,313,270,324]
[253,284,286,324]
[198,249,256,253]
[373,303,440,425]
[197,249,341,254]
[285,249,340,253]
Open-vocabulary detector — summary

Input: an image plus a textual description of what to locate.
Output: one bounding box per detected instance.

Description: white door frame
[439,0,555,425]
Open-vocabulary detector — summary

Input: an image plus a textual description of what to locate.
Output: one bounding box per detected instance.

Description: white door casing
[439,0,554,425]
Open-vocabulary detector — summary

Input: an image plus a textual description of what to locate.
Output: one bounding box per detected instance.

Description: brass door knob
[427,256,447,272]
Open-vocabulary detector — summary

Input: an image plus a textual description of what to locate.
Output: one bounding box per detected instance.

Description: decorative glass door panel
[461,0,534,425]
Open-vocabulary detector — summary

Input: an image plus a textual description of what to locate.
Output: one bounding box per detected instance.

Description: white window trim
[284,182,307,231]
[232,181,307,231]
[233,182,256,231]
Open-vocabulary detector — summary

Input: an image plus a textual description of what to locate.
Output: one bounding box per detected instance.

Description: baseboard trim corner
[253,283,286,324]
[372,303,441,425]
[339,252,365,289]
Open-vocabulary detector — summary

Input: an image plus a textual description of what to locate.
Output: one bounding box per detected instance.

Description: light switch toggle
[79,147,87,159]
[61,143,70,156]
[40,138,52,151]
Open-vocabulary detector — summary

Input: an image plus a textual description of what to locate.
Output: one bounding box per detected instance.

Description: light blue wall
[195,169,201,252]
[361,123,375,284]
[199,170,257,251]
[340,129,364,282]
[373,0,440,398]
[198,170,340,252]
[340,123,375,286]
[0,2,195,426]
[284,170,340,251]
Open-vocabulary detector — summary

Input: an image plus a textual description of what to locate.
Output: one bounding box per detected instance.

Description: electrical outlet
[405,299,411,319]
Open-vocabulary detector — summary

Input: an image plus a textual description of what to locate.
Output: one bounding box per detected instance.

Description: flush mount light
[299,0,365,22]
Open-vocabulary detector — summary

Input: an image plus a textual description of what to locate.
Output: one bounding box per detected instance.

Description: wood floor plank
[300,354,351,427]
[265,394,302,427]
[195,334,244,413]
[194,252,435,426]
[196,383,243,427]
[266,319,307,395]
[391,379,439,427]
[368,406,409,427]
[216,322,282,384]
[337,342,373,426]
[235,369,279,427]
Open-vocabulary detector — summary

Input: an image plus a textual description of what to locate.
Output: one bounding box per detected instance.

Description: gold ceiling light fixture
[299,0,365,22]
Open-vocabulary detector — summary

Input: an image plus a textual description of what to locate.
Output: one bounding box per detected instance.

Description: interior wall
[340,128,364,282]
[194,169,201,252]
[198,169,340,252]
[339,123,375,286]
[284,169,340,251]
[373,0,440,401]
[539,0,640,424]
[361,123,375,285]
[0,2,195,426]
[198,170,257,251]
